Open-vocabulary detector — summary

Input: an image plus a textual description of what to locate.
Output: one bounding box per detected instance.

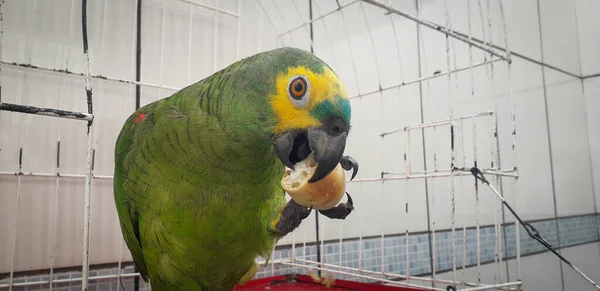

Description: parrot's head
[262,47,352,183]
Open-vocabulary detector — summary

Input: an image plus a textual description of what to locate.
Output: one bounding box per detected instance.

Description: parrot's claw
[340,156,359,181]
[274,199,313,236]
[310,268,336,288]
[318,192,354,220]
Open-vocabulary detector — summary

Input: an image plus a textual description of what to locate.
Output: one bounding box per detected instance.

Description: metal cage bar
[0,0,536,289]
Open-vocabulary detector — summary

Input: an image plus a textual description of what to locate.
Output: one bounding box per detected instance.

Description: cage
[1,0,599,291]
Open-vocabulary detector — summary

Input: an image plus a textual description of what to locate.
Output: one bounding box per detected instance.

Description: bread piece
[281,154,346,210]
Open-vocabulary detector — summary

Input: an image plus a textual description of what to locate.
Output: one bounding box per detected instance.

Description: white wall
[584,76,600,213]
[575,0,600,77]
[1,0,599,290]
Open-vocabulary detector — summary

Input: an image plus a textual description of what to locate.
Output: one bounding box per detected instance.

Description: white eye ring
[287,75,310,108]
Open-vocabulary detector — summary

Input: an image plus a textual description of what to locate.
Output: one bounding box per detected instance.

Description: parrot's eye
[287,76,310,107]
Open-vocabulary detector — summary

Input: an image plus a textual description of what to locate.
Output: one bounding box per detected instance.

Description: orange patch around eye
[290,78,306,97]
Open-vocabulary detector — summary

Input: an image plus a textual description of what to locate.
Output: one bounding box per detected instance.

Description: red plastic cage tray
[235,274,431,291]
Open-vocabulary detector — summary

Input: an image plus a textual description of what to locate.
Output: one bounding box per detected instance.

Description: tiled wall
[2,214,599,290]
[254,213,600,281]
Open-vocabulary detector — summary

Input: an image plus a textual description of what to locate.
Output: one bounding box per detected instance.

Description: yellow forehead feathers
[269,66,347,134]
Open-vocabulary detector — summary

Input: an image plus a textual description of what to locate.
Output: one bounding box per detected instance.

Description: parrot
[112,47,359,291]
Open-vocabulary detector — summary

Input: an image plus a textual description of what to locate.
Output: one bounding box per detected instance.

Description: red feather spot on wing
[135,113,146,124]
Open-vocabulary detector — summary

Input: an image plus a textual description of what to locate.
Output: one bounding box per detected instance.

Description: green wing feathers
[113,106,153,282]
[112,48,316,290]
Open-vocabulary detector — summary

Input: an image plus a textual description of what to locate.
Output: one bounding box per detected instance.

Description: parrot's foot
[274,199,312,236]
[238,262,259,286]
[340,155,359,181]
[318,192,354,220]
[309,268,336,288]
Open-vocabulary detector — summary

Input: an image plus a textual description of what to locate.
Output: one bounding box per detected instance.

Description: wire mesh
[0,0,547,290]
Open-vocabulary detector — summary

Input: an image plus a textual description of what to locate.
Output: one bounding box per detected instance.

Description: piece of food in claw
[281,154,346,210]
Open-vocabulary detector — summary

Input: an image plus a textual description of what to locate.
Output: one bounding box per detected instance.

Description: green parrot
[113,47,359,291]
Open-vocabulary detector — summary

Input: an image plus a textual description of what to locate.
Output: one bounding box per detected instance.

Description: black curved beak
[272,116,350,183]
[306,128,347,182]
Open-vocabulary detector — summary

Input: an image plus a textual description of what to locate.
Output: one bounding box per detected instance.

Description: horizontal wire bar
[174,0,239,17]
[0,103,93,121]
[292,258,481,289]
[0,259,295,288]
[0,259,523,290]
[381,111,494,137]
[582,73,600,80]
[277,0,360,37]
[350,169,518,183]
[349,58,502,100]
[1,61,181,92]
[383,167,516,177]
[461,281,523,291]
[445,27,582,80]
[359,0,510,62]
[280,260,448,291]
[293,259,521,291]
[0,171,112,179]
[0,272,141,288]
[0,169,516,182]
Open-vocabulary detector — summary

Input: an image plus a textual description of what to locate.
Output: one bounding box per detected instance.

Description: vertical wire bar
[186,0,193,85]
[466,0,481,286]
[257,1,262,53]
[87,1,109,285]
[338,220,342,274]
[303,228,307,274]
[292,225,296,274]
[406,129,411,280]
[415,0,436,284]
[388,10,405,83]
[289,0,323,273]
[81,0,95,288]
[254,0,282,48]
[8,1,37,289]
[475,0,487,284]
[156,0,166,103]
[385,0,409,279]
[8,133,23,291]
[430,126,436,285]
[236,0,241,60]
[270,0,296,48]
[0,0,3,103]
[480,0,503,283]
[380,103,385,278]
[407,132,412,174]
[81,128,94,291]
[496,0,521,282]
[301,2,345,275]
[212,0,218,72]
[401,115,409,278]
[290,0,321,66]
[357,0,386,278]
[460,119,468,283]
[307,1,325,276]
[49,2,76,288]
[358,1,383,88]
[441,0,457,284]
[117,2,140,289]
[404,229,409,282]
[266,0,290,47]
[400,92,410,280]
[271,249,275,277]
[333,1,366,276]
[336,3,361,99]
[445,0,465,285]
